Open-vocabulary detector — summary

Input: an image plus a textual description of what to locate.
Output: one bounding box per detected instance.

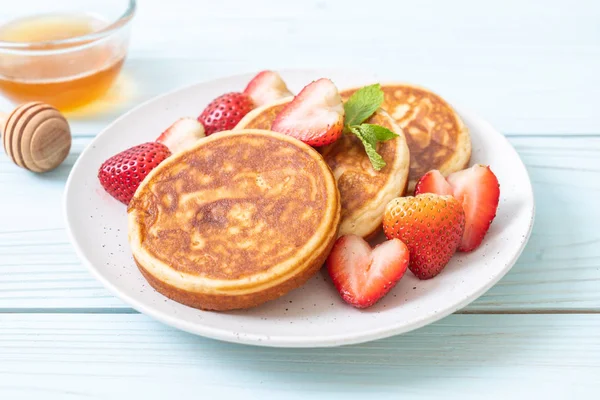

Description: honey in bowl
[0,13,127,112]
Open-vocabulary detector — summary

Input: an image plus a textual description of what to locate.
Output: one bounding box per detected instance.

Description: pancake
[128,129,341,311]
[340,84,471,192]
[235,98,410,238]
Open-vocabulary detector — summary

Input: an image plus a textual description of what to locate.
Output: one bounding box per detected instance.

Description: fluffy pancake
[340,84,471,192]
[128,129,341,311]
[236,98,410,238]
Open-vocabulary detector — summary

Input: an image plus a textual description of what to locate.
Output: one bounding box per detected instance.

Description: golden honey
[0,14,126,112]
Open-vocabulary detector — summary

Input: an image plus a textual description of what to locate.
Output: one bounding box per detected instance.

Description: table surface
[1,0,599,398]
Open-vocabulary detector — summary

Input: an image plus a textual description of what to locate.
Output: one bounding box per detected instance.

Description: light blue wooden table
[1,0,599,398]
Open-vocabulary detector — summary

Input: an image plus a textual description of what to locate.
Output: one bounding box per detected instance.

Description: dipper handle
[0,111,8,132]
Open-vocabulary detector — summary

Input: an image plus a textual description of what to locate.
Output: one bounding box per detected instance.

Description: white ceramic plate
[64,69,535,348]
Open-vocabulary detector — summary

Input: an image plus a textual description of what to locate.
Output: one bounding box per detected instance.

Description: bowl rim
[0,0,136,51]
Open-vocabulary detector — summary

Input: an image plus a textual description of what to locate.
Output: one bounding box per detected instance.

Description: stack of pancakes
[237,100,410,238]
[341,84,471,192]
[129,83,470,311]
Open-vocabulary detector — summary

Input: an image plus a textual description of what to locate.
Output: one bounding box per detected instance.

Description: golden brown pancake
[236,98,410,238]
[340,84,471,192]
[128,129,341,311]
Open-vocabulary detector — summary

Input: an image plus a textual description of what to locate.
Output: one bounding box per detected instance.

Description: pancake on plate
[128,129,341,311]
[340,84,471,192]
[236,98,410,238]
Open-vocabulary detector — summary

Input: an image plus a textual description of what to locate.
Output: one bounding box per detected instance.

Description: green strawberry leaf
[349,125,387,171]
[343,84,384,126]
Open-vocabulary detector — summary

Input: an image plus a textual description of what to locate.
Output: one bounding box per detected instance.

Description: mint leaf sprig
[343,84,399,171]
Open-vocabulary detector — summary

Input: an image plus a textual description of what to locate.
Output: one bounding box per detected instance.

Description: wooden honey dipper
[0,102,72,173]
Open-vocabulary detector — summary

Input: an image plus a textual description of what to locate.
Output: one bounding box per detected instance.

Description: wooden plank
[0,313,598,398]
[0,136,598,312]
[1,0,599,135]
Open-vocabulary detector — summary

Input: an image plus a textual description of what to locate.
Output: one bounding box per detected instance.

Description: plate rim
[63,68,536,348]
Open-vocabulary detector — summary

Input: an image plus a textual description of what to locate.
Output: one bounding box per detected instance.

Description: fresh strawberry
[98,142,171,205]
[414,165,500,252]
[156,117,205,154]
[383,194,465,280]
[198,92,255,135]
[271,78,344,147]
[414,169,453,196]
[326,235,409,309]
[446,165,500,252]
[243,70,293,107]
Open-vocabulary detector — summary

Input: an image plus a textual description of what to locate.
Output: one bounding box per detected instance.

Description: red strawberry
[446,165,500,252]
[414,165,500,252]
[243,70,293,107]
[98,142,171,205]
[271,78,344,147]
[414,169,453,196]
[198,92,255,135]
[383,194,465,280]
[326,235,409,309]
[156,117,205,154]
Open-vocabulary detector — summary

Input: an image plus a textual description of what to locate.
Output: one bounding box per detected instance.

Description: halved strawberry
[156,117,205,154]
[243,70,293,107]
[446,165,500,252]
[198,92,255,135]
[414,170,453,196]
[98,142,171,205]
[414,165,500,252]
[271,78,344,147]
[383,194,465,279]
[326,235,409,309]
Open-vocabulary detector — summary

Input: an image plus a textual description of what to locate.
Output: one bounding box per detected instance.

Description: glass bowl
[0,0,136,112]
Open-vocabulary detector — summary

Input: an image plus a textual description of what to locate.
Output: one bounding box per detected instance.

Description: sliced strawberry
[243,70,293,107]
[98,142,171,205]
[446,165,500,252]
[156,117,205,154]
[414,169,453,196]
[383,194,465,279]
[326,235,409,308]
[271,78,344,147]
[198,92,255,135]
